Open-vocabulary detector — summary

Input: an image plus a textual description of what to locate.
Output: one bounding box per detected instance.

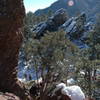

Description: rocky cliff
[0,0,31,100]
[33,9,93,48]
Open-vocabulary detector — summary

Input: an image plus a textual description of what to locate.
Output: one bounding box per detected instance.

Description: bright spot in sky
[68,0,74,6]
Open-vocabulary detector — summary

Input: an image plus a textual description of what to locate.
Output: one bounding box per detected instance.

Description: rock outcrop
[34,8,68,38]
[33,9,93,48]
[61,12,90,48]
[0,0,31,100]
[0,93,20,100]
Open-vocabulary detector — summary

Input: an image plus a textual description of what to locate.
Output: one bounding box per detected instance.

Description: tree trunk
[0,0,31,99]
[87,69,92,97]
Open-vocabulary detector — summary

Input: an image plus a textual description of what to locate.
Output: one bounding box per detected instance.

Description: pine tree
[75,15,100,98]
[24,30,77,100]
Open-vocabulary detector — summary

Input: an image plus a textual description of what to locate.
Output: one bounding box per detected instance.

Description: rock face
[34,8,68,38]
[0,93,20,100]
[34,9,93,48]
[62,12,93,48]
[0,0,31,100]
[61,12,90,48]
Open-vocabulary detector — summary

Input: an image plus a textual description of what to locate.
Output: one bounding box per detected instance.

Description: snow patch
[54,83,85,100]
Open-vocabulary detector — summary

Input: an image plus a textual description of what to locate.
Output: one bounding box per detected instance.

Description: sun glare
[68,0,74,6]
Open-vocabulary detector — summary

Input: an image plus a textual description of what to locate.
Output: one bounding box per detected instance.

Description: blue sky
[24,0,57,13]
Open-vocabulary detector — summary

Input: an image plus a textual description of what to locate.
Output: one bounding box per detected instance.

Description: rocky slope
[35,0,100,19]
[33,8,93,48]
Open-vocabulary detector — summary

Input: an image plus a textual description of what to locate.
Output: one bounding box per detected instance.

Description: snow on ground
[54,83,85,100]
[61,85,85,100]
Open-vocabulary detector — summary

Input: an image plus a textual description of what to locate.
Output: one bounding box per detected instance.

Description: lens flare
[68,0,74,6]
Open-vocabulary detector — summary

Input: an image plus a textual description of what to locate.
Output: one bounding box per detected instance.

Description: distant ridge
[34,0,100,18]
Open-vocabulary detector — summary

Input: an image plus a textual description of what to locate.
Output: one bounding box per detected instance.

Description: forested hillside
[18,7,100,100]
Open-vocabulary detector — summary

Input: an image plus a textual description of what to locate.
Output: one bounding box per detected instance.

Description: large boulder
[51,8,68,26]
[0,0,32,99]
[0,93,20,100]
[34,8,68,38]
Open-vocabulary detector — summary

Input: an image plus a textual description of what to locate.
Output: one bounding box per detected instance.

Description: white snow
[61,85,85,100]
[34,77,42,84]
[67,78,76,85]
[80,71,85,75]
[56,83,66,89]
[53,83,85,100]
[52,83,66,96]
[18,78,26,82]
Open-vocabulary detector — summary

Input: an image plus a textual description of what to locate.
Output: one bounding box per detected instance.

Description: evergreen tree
[24,30,77,100]
[75,16,100,98]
